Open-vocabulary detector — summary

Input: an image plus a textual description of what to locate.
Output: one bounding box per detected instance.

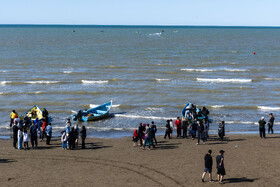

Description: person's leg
[202,172,206,180]
[197,133,200,144]
[164,131,167,139]
[209,173,213,181]
[10,118,13,127]
[272,125,274,134]
[148,138,151,149]
[220,175,224,183]
[154,135,157,145]
[35,136,38,147]
[263,128,266,138]
[259,128,262,138]
[143,137,147,148]
[217,174,220,182]
[82,138,85,148]
[26,142,29,149]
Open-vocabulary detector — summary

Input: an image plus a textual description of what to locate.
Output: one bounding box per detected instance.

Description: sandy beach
[0,134,279,187]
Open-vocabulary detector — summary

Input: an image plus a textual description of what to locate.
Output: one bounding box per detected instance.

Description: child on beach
[61,131,67,150]
[23,127,29,150]
[133,129,139,147]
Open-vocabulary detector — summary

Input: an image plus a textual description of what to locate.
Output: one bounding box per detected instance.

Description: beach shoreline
[0,134,279,186]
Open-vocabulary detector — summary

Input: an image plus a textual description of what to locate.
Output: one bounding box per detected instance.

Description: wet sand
[0,134,279,186]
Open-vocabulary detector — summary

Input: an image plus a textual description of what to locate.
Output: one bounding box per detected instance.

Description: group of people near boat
[10,109,87,150]
[133,121,157,150]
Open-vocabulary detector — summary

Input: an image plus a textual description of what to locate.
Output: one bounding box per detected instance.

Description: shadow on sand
[83,142,112,150]
[224,177,259,183]
[0,159,17,163]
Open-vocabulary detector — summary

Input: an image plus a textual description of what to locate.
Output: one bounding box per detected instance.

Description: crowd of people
[10,109,87,150]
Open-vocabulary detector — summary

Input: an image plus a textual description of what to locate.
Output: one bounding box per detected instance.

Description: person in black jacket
[80,125,87,149]
[201,150,214,182]
[151,121,157,147]
[12,123,19,149]
[138,123,145,146]
[164,120,171,139]
[197,121,204,145]
[68,127,76,150]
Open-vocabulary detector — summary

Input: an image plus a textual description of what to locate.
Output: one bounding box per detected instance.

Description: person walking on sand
[216,150,226,184]
[201,150,214,182]
[12,122,19,149]
[80,125,87,149]
[10,110,18,127]
[18,128,23,150]
[268,113,275,134]
[164,120,171,139]
[151,121,157,147]
[197,121,205,145]
[175,117,182,137]
[142,124,152,150]
[29,121,38,148]
[259,117,266,138]
[218,121,225,141]
[23,127,29,150]
[45,123,52,145]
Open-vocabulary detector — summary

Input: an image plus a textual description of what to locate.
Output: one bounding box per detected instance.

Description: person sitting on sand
[80,125,87,149]
[201,149,214,182]
[142,124,152,150]
[216,150,226,184]
[133,129,139,147]
[218,121,225,141]
[258,117,266,138]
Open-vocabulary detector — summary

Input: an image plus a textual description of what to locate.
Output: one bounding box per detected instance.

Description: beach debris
[235,145,239,148]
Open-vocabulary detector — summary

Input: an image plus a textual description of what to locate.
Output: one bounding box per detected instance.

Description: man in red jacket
[175,117,182,137]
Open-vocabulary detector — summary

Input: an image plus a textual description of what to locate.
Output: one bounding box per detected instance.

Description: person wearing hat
[201,150,214,182]
[216,150,226,184]
[258,117,266,138]
[268,113,275,134]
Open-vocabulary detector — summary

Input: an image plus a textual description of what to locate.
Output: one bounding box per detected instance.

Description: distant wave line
[196,78,252,83]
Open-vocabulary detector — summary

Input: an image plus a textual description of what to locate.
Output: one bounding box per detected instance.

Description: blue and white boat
[181,103,205,120]
[72,100,112,122]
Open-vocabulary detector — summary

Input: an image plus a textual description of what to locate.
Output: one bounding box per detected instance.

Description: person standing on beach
[61,131,67,150]
[29,121,38,148]
[42,108,49,125]
[169,119,174,138]
[197,121,205,145]
[182,118,189,138]
[203,118,209,141]
[23,127,29,150]
[216,150,226,184]
[151,121,157,147]
[45,123,52,145]
[9,110,18,127]
[74,124,80,147]
[201,150,214,182]
[175,117,182,138]
[12,123,19,149]
[80,125,87,149]
[164,120,171,139]
[267,113,275,134]
[138,123,144,146]
[66,121,71,148]
[18,128,23,150]
[258,117,266,138]
[218,121,225,141]
[143,124,152,150]
[69,127,76,150]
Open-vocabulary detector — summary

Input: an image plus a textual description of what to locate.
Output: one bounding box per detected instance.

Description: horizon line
[0,24,280,28]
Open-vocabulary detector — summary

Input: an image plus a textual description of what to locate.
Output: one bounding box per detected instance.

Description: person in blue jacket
[45,123,52,145]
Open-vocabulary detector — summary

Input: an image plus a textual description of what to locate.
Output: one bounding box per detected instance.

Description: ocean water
[0,25,279,138]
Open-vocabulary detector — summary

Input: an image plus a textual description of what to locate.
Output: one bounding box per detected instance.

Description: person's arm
[219,157,224,166]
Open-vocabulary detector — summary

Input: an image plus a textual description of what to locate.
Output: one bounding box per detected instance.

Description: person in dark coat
[164,120,171,139]
[218,121,225,141]
[68,127,76,150]
[42,108,49,125]
[267,113,275,134]
[138,123,145,146]
[201,150,214,182]
[216,150,226,184]
[12,123,19,149]
[151,121,157,147]
[29,121,38,148]
[80,125,87,149]
[182,118,189,138]
[197,121,204,145]
[258,117,266,138]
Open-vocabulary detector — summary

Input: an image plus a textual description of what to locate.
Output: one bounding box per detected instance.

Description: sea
[0,25,279,139]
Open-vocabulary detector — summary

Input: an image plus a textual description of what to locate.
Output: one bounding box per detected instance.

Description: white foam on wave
[155,78,170,81]
[196,78,252,83]
[257,106,280,111]
[90,104,120,108]
[115,114,172,120]
[264,78,280,81]
[1,81,12,85]
[81,80,108,84]
[25,81,59,84]
[145,107,162,111]
[148,32,162,36]
[63,71,72,74]
[0,70,7,73]
[181,68,247,72]
[211,105,224,108]
[226,121,258,125]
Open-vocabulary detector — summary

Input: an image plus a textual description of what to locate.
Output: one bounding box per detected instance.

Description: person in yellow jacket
[10,110,18,127]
